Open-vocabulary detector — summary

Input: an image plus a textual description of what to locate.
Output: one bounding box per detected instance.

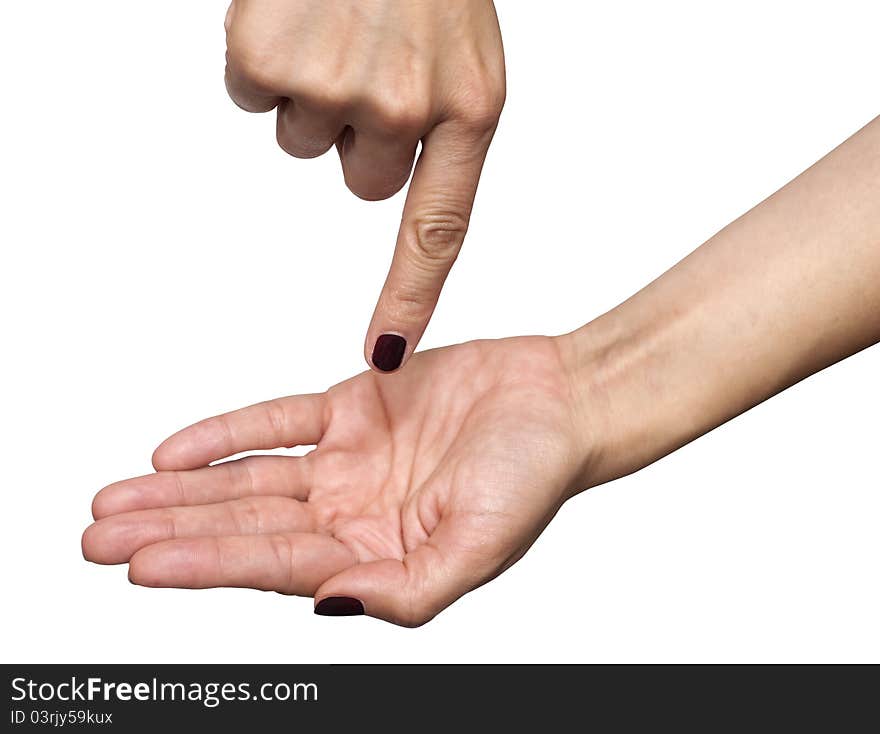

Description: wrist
[554,241,786,495]
[553,321,641,496]
[554,297,706,496]
[555,117,880,498]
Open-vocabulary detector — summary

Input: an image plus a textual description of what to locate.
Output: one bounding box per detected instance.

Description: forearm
[559,115,880,491]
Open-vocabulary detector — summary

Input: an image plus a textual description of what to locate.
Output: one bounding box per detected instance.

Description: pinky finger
[129,532,356,597]
[224,65,282,113]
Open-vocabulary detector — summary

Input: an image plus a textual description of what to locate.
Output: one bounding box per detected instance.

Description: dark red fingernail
[314,596,364,616]
[371,334,406,372]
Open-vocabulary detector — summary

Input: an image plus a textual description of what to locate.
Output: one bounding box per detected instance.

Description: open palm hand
[83,337,588,626]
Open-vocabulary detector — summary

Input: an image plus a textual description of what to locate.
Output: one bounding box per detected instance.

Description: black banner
[3,664,877,730]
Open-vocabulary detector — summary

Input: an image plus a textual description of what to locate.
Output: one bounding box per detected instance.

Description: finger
[314,513,504,626]
[276,99,345,159]
[365,121,495,373]
[223,2,283,114]
[91,455,313,520]
[339,127,417,200]
[129,532,356,596]
[83,496,315,565]
[152,394,326,472]
[224,59,283,114]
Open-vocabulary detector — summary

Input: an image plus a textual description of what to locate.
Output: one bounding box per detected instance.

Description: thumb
[365,121,495,373]
[313,514,504,627]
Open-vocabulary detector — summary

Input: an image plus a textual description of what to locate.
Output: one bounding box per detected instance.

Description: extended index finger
[152,394,327,471]
[365,120,497,373]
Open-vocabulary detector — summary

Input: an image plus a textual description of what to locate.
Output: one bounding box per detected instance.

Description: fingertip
[315,558,433,627]
[127,546,161,587]
[81,524,94,562]
[90,480,131,520]
[150,441,171,472]
[127,558,144,586]
[90,488,108,521]
[81,521,114,565]
[92,476,156,520]
[368,333,408,373]
[313,596,365,617]
[151,431,192,472]
[130,538,206,589]
[343,173,409,202]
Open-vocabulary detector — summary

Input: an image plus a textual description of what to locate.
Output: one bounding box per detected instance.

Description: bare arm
[561,115,880,490]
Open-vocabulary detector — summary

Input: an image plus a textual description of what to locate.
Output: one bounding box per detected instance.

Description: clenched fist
[224,0,506,372]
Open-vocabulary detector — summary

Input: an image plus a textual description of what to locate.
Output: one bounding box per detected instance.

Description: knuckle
[407,210,469,264]
[233,497,262,535]
[455,76,505,132]
[269,534,293,567]
[372,93,431,136]
[394,557,438,627]
[386,213,468,318]
[267,534,295,591]
[226,459,256,497]
[384,281,436,324]
[227,39,286,93]
[161,510,178,541]
[459,99,503,133]
[172,471,187,505]
[302,80,349,113]
[263,400,289,439]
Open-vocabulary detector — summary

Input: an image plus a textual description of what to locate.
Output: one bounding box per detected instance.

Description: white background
[2,1,878,663]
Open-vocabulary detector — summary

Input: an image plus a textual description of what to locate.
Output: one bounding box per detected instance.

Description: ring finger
[276,98,345,159]
[338,127,418,200]
[82,496,316,565]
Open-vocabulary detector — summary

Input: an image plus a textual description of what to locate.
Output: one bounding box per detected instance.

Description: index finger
[365,119,497,373]
[152,393,326,471]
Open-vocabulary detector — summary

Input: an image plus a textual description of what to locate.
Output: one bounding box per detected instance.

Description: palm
[84,337,584,625]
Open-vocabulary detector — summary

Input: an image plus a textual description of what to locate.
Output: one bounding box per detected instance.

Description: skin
[83,116,880,626]
[224,0,506,372]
